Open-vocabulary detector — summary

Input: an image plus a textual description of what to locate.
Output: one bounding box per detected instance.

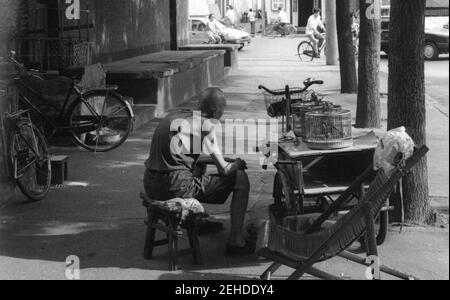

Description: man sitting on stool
[143,88,254,257]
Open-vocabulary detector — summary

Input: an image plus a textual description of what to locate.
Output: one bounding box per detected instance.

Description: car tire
[424,42,439,60]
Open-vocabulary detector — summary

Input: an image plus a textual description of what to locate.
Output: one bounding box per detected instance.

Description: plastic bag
[374,127,416,175]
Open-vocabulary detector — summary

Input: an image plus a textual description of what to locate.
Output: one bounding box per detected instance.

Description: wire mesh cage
[292,102,339,138]
[304,109,354,150]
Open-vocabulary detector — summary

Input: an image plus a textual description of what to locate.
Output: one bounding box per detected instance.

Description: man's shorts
[144,169,238,205]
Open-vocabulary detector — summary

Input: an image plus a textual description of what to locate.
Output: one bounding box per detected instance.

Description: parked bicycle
[297,34,327,61]
[3,108,51,201]
[259,78,325,132]
[7,51,135,153]
[265,22,297,37]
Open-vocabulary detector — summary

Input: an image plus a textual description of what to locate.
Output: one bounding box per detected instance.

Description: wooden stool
[50,155,69,185]
[141,194,203,271]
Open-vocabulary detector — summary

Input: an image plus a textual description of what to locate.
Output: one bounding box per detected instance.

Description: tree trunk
[356,0,381,128]
[325,1,339,65]
[336,0,358,93]
[388,0,430,224]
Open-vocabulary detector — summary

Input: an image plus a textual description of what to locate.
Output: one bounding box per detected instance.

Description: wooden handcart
[257,146,429,280]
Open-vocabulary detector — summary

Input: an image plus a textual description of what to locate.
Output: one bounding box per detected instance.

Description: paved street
[0,36,448,280]
[380,54,450,117]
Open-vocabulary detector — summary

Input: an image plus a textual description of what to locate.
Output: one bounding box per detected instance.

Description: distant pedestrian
[226,5,238,25]
[256,9,262,19]
[350,12,360,38]
[248,9,256,36]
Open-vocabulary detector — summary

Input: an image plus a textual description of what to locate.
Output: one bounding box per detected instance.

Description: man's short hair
[198,88,227,119]
[208,13,214,19]
[313,8,321,14]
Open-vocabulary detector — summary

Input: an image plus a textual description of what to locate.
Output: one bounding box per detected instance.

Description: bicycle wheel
[68,90,133,152]
[297,41,315,62]
[9,120,51,201]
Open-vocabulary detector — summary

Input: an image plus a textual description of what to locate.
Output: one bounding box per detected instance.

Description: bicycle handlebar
[259,80,324,96]
[258,85,286,95]
[4,109,30,120]
[8,51,45,81]
[308,80,324,86]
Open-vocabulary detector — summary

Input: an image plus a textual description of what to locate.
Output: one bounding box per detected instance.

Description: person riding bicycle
[276,6,290,36]
[206,14,224,44]
[306,8,326,58]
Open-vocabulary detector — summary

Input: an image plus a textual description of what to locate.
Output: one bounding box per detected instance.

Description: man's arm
[318,20,326,32]
[196,155,235,165]
[203,136,246,176]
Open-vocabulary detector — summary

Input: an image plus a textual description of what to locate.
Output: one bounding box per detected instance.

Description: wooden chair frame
[258,146,429,280]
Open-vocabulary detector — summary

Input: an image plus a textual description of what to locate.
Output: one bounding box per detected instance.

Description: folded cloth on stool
[152,198,206,222]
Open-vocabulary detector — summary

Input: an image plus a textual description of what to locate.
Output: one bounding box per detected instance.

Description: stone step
[132,104,159,131]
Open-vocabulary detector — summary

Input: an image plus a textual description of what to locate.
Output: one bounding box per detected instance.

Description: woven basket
[304,109,353,150]
[262,89,314,118]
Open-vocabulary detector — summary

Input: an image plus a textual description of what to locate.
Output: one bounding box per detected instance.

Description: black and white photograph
[0,0,448,283]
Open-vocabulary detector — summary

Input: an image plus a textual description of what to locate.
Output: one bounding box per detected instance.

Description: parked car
[381,18,449,60]
[189,17,251,50]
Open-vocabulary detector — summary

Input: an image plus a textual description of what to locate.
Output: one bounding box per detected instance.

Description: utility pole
[261,0,267,35]
[324,1,338,65]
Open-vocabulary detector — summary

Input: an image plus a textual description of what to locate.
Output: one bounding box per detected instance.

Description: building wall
[0,72,14,202]
[87,0,171,63]
[264,0,292,22]
[0,0,18,201]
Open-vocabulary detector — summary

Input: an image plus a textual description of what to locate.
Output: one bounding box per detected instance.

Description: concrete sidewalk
[0,37,448,280]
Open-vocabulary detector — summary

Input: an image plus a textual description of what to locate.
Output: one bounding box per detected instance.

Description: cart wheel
[273,173,284,206]
[271,173,285,223]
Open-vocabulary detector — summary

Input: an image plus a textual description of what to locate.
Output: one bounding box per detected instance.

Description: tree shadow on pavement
[0,216,270,275]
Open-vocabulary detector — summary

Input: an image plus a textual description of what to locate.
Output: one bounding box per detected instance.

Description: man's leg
[229,170,250,247]
[307,34,319,56]
[201,170,250,248]
[316,34,325,52]
[207,32,216,44]
[279,23,287,36]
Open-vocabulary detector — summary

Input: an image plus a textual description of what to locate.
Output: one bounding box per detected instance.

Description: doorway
[297,0,320,27]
